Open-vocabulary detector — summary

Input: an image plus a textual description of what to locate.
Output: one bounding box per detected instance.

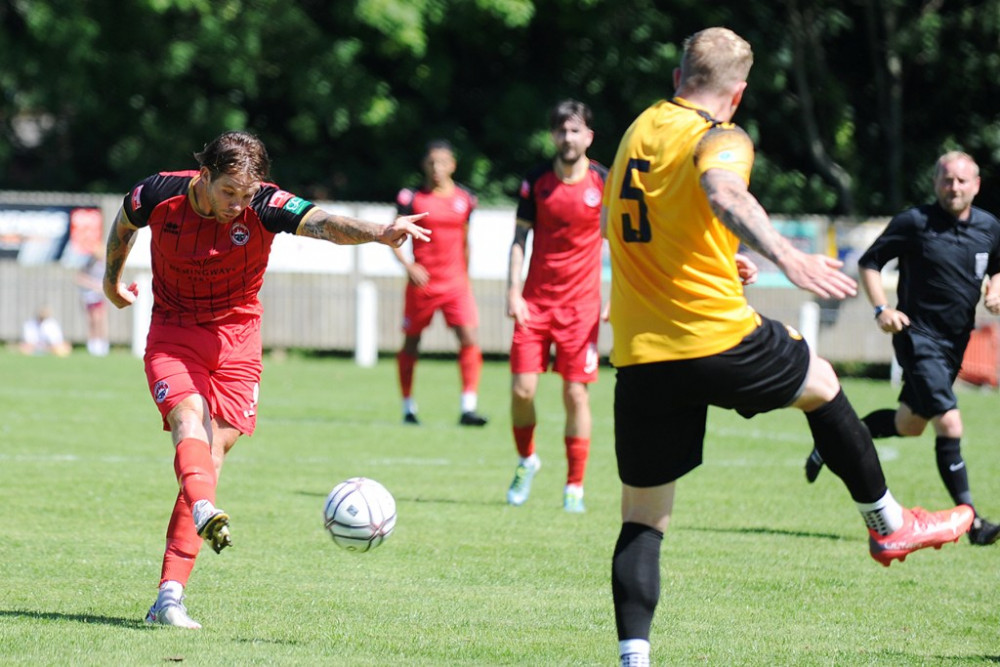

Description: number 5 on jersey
[619,158,651,243]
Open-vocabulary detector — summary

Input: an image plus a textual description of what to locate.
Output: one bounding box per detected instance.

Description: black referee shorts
[893,328,965,419]
[614,316,811,487]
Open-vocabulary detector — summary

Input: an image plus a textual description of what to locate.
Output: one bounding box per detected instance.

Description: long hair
[194,131,271,181]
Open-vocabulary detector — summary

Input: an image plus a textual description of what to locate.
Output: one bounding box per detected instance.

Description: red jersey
[123,170,316,326]
[515,161,607,307]
[396,184,477,294]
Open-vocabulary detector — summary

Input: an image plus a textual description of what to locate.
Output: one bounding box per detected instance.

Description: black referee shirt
[858,202,1000,342]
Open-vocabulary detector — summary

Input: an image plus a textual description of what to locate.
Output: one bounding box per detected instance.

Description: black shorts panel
[614,317,811,487]
[893,329,963,418]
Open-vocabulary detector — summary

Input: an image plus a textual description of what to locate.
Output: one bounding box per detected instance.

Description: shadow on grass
[684,525,846,541]
[936,658,1000,663]
[295,490,500,506]
[0,609,146,629]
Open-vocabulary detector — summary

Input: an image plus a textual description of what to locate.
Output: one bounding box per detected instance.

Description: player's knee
[797,356,841,407]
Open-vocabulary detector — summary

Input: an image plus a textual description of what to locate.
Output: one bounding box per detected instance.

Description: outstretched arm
[298,209,430,247]
[701,168,856,300]
[103,207,140,309]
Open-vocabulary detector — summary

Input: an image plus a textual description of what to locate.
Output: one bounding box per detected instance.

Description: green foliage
[1,1,999,212]
[1,351,999,663]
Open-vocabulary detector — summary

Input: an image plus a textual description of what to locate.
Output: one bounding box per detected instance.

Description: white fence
[0,189,926,363]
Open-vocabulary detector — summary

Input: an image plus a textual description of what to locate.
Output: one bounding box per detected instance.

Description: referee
[806,150,1000,546]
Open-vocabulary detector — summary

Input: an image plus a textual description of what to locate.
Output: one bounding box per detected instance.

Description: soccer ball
[323,477,397,552]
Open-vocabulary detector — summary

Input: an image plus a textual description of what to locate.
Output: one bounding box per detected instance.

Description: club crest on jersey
[583,187,602,208]
[130,184,144,211]
[230,222,251,246]
[153,380,170,403]
[453,197,469,214]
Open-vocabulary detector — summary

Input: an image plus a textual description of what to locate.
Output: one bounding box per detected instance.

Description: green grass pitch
[1,348,998,665]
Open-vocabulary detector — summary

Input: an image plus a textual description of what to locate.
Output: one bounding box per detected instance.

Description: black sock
[861,409,899,438]
[805,390,887,503]
[612,522,663,641]
[935,436,974,508]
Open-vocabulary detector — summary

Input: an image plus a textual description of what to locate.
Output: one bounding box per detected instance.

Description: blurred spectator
[20,306,71,356]
[75,249,109,356]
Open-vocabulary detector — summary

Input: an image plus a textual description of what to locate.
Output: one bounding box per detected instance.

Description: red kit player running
[103,131,429,629]
[392,140,488,426]
[506,100,607,513]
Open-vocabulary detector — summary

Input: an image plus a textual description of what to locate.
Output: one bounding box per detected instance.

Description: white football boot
[506,454,541,506]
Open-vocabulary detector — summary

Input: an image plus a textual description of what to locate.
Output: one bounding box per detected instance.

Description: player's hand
[407,262,430,288]
[779,252,857,300]
[507,291,530,326]
[105,281,138,309]
[382,213,431,247]
[875,307,910,333]
[985,290,1000,315]
[734,253,758,286]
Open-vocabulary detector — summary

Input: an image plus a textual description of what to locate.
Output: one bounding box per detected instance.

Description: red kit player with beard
[103,131,430,629]
[505,100,607,513]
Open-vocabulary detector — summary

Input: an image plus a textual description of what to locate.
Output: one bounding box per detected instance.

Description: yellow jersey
[604,97,761,366]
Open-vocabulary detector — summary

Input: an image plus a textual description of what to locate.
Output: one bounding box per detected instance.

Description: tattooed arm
[298,209,430,248]
[103,207,141,308]
[700,168,856,300]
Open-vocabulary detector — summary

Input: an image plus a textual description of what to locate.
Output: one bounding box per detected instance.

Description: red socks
[397,351,416,398]
[161,438,216,586]
[457,344,482,393]
[513,424,536,459]
[174,438,216,507]
[565,436,590,486]
[160,490,199,586]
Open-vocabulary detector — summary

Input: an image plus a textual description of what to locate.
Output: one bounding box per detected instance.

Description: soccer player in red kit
[103,131,430,629]
[506,100,607,513]
[392,140,488,426]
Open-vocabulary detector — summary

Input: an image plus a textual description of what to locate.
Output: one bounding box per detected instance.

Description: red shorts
[143,314,263,435]
[510,301,601,383]
[403,282,478,336]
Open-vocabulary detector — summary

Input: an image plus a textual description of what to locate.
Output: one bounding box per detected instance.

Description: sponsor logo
[130,184,144,211]
[163,222,180,235]
[583,187,602,208]
[230,222,250,246]
[584,343,599,374]
[153,380,169,403]
[268,190,294,208]
[453,197,469,214]
[949,461,966,472]
[283,196,312,215]
[717,150,737,162]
